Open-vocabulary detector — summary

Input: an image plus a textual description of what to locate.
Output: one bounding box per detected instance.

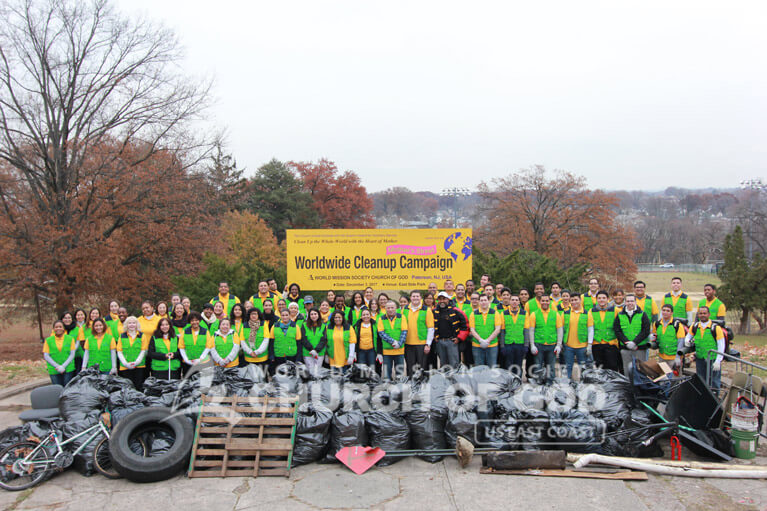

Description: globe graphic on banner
[443,232,472,262]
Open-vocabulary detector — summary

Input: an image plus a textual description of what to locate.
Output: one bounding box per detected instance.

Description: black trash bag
[370,382,412,412]
[306,376,344,412]
[448,365,478,397]
[599,410,663,458]
[547,410,605,453]
[59,369,111,421]
[293,403,334,466]
[445,397,479,447]
[544,380,578,412]
[411,370,451,416]
[0,421,63,484]
[579,369,634,432]
[323,409,368,463]
[476,400,508,450]
[344,364,381,385]
[470,365,520,401]
[498,383,546,414]
[340,383,373,412]
[272,361,303,395]
[303,366,332,382]
[507,409,550,451]
[366,410,410,466]
[405,408,447,462]
[108,387,148,425]
[60,416,100,475]
[222,365,266,396]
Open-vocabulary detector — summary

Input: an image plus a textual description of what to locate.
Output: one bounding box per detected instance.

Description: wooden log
[482,450,567,470]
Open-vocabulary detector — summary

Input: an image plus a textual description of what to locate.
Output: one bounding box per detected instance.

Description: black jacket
[433,305,467,340]
[614,308,650,349]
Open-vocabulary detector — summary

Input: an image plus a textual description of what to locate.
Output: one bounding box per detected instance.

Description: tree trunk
[738,308,750,335]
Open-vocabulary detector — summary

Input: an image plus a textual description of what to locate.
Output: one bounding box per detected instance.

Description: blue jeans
[357,348,377,367]
[471,345,499,367]
[502,344,527,376]
[534,344,557,384]
[563,345,590,380]
[382,354,405,380]
[696,358,722,392]
[49,371,74,387]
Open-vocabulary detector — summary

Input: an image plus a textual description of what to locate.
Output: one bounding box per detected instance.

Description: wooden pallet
[187,395,298,478]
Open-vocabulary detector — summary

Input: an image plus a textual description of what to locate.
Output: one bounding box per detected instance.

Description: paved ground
[1,391,766,511]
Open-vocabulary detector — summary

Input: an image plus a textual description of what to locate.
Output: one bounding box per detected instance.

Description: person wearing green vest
[581,278,600,312]
[346,292,368,327]
[269,310,301,376]
[650,304,686,370]
[454,284,472,317]
[698,284,726,322]
[325,311,357,374]
[683,306,725,391]
[300,309,328,375]
[200,303,219,333]
[498,290,528,376]
[239,308,271,375]
[663,277,694,324]
[352,309,381,370]
[179,312,212,377]
[116,316,148,389]
[209,281,240,317]
[633,280,658,325]
[209,317,241,370]
[287,302,306,330]
[588,291,620,372]
[469,295,503,367]
[525,282,545,315]
[284,283,305,315]
[82,318,117,374]
[562,294,594,380]
[528,295,564,384]
[483,284,502,311]
[377,301,408,380]
[248,281,272,313]
[614,295,651,378]
[105,307,127,340]
[402,291,435,376]
[43,321,77,386]
[147,317,182,379]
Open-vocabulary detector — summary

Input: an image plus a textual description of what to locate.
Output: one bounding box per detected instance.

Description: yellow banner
[286,229,473,290]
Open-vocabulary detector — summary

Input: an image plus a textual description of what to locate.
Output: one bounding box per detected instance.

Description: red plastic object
[670,435,682,461]
[335,446,386,475]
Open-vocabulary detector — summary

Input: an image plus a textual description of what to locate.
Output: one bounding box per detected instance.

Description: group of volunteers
[42,274,729,390]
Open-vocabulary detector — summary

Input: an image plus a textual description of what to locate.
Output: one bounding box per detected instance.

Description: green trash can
[731,429,759,460]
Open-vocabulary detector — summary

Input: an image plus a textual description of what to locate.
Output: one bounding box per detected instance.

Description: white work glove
[110,368,117,375]
[346,355,355,366]
[586,345,593,358]
[674,356,682,369]
[310,350,318,358]
[713,360,722,372]
[391,341,400,349]
[324,355,330,364]
[530,344,539,356]
[684,338,692,348]
[626,341,637,351]
[650,333,657,342]
[56,365,65,374]
[554,344,562,356]
[376,355,383,364]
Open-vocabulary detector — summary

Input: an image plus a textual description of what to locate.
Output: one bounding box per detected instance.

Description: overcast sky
[119,0,765,193]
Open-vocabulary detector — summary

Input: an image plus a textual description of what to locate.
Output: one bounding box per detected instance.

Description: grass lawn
[637,271,720,297]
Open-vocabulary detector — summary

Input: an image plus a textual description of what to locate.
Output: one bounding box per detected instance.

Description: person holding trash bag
[117,316,149,389]
[179,312,212,377]
[239,308,271,373]
[650,304,687,370]
[353,308,381,369]
[269,309,301,375]
[377,301,408,379]
[683,305,726,391]
[209,317,240,369]
[147,317,182,379]
[528,295,564,383]
[325,311,357,374]
[82,318,117,374]
[43,320,77,386]
[614,294,651,379]
[301,309,328,375]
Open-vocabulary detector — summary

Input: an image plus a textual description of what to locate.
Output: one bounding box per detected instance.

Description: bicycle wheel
[0,441,52,491]
[93,435,147,479]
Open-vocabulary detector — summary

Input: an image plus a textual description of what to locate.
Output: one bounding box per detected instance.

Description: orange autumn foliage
[213,210,285,268]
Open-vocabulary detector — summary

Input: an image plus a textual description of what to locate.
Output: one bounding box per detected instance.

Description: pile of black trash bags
[0,363,662,476]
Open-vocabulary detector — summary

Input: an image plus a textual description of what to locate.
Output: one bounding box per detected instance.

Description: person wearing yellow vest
[248,281,272,313]
[614,295,651,378]
[147,318,182,379]
[301,309,328,375]
[209,281,241,318]
[270,309,302,375]
[353,309,382,369]
[498,290,528,376]
[82,318,117,374]
[581,278,600,311]
[650,304,686,370]
[116,316,149,389]
[698,284,726,322]
[208,317,241,370]
[403,291,435,376]
[239,308,271,377]
[664,277,694,324]
[469,295,503,367]
[633,280,659,325]
[138,301,160,345]
[325,311,357,373]
[683,306,725,391]
[377,301,408,380]
[528,295,564,383]
[562,294,594,380]
[43,320,77,386]
[178,312,212,377]
[588,291,620,372]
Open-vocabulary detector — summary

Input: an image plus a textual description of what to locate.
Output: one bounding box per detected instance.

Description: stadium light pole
[440,187,471,228]
[740,178,767,261]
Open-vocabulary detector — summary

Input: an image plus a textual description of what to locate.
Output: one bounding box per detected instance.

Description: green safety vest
[286,296,305,315]
[119,333,145,369]
[655,320,681,358]
[564,310,590,345]
[526,298,542,314]
[201,316,219,334]
[456,300,472,319]
[302,325,327,357]
[105,319,122,340]
[45,335,75,375]
[181,327,209,361]
[211,332,237,362]
[151,336,181,371]
[533,309,559,345]
[73,324,87,357]
[472,309,499,347]
[591,307,617,345]
[582,293,598,312]
[501,309,526,345]
[325,326,351,360]
[347,306,367,327]
[402,306,429,341]
[240,324,269,362]
[636,295,655,322]
[85,333,114,372]
[379,314,404,350]
[693,323,720,361]
[210,294,238,316]
[664,293,689,320]
[617,311,647,347]
[698,298,724,318]
[273,323,298,357]
[249,295,271,313]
